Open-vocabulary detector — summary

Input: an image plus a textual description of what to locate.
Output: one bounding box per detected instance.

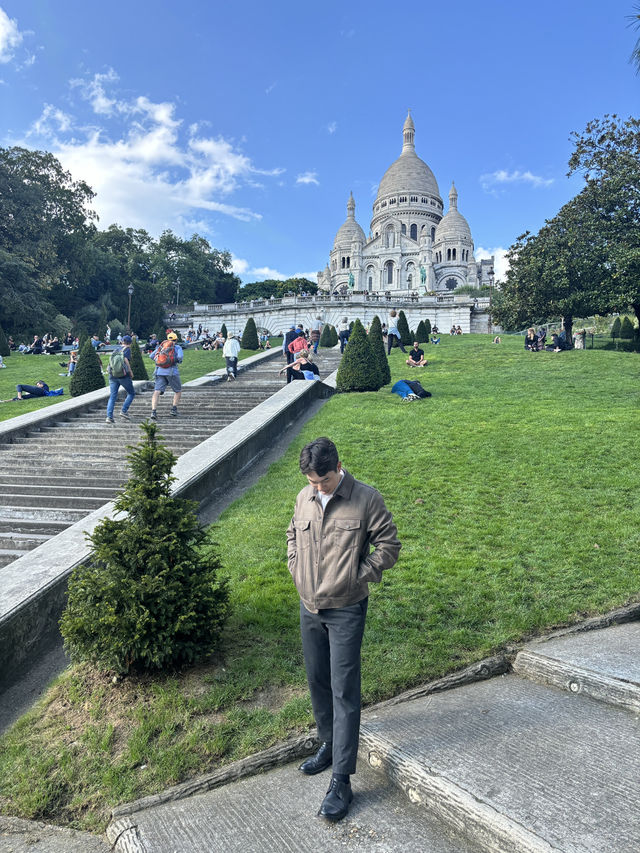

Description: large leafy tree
[493,185,610,339]
[238,277,318,301]
[568,114,640,329]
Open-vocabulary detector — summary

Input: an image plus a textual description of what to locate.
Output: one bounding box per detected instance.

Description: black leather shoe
[299,742,333,775]
[318,776,353,821]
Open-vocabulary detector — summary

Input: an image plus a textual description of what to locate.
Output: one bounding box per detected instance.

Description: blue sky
[0,1,638,284]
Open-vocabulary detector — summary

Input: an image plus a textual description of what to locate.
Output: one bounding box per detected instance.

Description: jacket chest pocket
[295,518,313,548]
[332,518,361,550]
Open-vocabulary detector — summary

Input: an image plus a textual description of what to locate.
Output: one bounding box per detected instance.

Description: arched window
[341,257,345,268]
[346,256,350,268]
[410,223,418,241]
[431,227,436,241]
[407,273,412,285]
[452,248,456,260]
[368,276,373,291]
[447,249,451,261]
[385,261,394,285]
[401,223,407,235]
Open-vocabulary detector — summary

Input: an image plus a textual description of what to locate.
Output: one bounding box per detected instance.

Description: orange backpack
[154,340,176,368]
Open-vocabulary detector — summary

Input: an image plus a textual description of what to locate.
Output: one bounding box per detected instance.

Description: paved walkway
[101,617,640,853]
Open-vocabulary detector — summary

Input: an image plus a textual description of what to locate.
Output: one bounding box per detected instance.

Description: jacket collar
[307,468,354,502]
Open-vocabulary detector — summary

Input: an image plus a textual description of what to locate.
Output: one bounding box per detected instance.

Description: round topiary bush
[129,337,149,381]
[60,422,230,675]
[241,317,260,350]
[336,318,382,392]
[369,315,391,386]
[69,338,105,397]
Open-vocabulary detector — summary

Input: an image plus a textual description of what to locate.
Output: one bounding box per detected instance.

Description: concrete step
[108,754,482,853]
[0,519,70,535]
[359,674,640,853]
[0,494,109,509]
[0,506,90,522]
[0,484,118,498]
[0,473,126,488]
[513,622,640,713]
[0,532,52,549]
[0,550,27,568]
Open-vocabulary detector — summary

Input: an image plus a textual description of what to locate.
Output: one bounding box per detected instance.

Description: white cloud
[265,82,276,95]
[231,257,318,283]
[296,171,319,186]
[0,6,24,63]
[475,246,509,282]
[327,121,337,135]
[31,104,73,136]
[480,169,554,193]
[22,69,286,236]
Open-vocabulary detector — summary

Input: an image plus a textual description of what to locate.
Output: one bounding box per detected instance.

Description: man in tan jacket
[287,437,400,821]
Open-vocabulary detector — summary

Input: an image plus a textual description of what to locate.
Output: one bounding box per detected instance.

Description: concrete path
[104,618,640,853]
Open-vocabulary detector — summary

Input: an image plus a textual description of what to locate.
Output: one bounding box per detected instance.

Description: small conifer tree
[69,338,105,397]
[329,325,339,346]
[0,324,10,358]
[369,315,391,386]
[241,317,260,350]
[416,320,428,343]
[425,318,432,336]
[221,323,228,339]
[60,422,229,674]
[129,338,149,381]
[610,316,621,339]
[319,323,333,347]
[397,310,411,345]
[336,319,382,392]
[620,316,634,340]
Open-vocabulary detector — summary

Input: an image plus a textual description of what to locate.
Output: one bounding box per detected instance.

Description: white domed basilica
[317,112,494,295]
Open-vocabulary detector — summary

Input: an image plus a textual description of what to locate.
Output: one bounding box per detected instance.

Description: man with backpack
[106,334,135,424]
[149,331,183,419]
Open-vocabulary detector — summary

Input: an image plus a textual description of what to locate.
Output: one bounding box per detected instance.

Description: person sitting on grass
[524,328,539,351]
[406,341,427,367]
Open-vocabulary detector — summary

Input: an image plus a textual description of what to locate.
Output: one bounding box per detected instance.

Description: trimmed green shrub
[221,323,228,339]
[0,324,10,358]
[241,317,260,350]
[424,318,432,336]
[611,317,622,340]
[60,421,230,674]
[129,338,149,381]
[319,323,334,347]
[369,315,391,386]
[415,320,428,343]
[397,310,411,345]
[330,325,338,346]
[69,338,105,397]
[336,318,382,392]
[620,316,635,340]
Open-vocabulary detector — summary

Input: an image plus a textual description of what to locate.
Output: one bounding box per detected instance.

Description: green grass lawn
[0,342,281,423]
[1,334,638,832]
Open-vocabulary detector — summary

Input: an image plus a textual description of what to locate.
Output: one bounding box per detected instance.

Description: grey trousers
[300,598,368,775]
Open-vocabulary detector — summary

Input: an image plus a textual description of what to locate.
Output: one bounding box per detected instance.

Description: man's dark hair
[299,437,339,476]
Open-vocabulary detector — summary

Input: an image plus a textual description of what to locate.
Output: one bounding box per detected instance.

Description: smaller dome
[434,183,472,243]
[334,192,366,247]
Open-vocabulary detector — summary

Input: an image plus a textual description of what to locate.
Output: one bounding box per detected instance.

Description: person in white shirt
[222,335,241,381]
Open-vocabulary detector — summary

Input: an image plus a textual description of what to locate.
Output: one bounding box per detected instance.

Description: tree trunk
[633,304,640,349]
[562,315,573,348]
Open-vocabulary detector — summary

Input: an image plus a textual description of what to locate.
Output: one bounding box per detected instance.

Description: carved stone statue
[420,265,427,285]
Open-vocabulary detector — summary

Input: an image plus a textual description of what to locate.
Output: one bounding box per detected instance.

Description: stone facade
[317,112,494,296]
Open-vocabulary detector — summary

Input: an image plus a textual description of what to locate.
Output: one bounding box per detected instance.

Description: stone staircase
[0,350,342,570]
[107,620,640,852]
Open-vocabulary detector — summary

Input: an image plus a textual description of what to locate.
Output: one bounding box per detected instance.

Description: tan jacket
[286,470,401,613]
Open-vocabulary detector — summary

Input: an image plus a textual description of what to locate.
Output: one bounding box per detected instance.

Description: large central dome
[375,112,440,202]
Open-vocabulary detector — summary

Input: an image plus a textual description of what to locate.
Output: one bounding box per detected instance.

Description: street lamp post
[127,284,134,333]
[487,267,494,335]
